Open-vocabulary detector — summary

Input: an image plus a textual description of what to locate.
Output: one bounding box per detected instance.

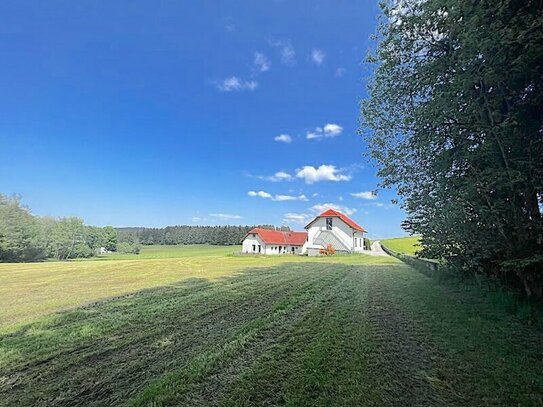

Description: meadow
[380,236,421,255]
[1,245,542,406]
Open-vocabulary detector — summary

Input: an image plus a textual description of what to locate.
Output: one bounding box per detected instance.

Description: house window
[326,217,333,230]
[252,244,256,252]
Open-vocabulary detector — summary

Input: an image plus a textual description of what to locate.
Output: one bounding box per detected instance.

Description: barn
[241,228,307,255]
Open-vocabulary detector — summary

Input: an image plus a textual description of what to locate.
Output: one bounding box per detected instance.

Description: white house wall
[306,217,365,253]
[242,235,266,254]
[242,234,303,255]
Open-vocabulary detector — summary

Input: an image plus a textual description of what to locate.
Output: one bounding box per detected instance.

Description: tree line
[0,194,286,262]
[362,0,543,297]
[117,225,287,246]
[0,194,119,262]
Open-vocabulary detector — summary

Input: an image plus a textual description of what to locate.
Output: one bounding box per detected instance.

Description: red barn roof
[305,209,367,232]
[242,228,307,246]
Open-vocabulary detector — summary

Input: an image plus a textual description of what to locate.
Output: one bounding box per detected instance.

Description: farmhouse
[241,209,367,256]
[302,209,367,256]
[241,228,307,255]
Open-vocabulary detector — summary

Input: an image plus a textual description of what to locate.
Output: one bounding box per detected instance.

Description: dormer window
[326,217,333,230]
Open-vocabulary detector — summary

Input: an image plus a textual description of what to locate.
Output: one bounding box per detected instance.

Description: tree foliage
[0,194,119,262]
[362,0,543,296]
[116,225,282,246]
[0,195,47,262]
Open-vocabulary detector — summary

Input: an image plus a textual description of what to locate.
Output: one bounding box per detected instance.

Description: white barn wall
[241,233,304,255]
[306,217,366,253]
[242,234,266,254]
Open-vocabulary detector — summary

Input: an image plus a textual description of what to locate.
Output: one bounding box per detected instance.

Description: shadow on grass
[0,262,346,407]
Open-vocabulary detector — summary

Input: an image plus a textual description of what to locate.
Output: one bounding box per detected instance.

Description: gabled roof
[304,209,367,232]
[242,228,308,246]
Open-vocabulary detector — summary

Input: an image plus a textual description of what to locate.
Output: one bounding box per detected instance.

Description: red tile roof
[243,228,307,246]
[305,209,367,232]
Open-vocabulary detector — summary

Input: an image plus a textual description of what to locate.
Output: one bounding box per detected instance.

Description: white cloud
[310,203,357,216]
[217,76,258,92]
[248,191,307,202]
[306,129,321,140]
[260,171,293,182]
[254,52,271,72]
[248,190,272,199]
[283,212,312,224]
[305,123,343,139]
[209,213,242,220]
[311,48,326,65]
[274,134,292,143]
[296,165,351,184]
[269,39,296,65]
[323,123,343,136]
[351,191,377,200]
[274,194,308,202]
[335,67,346,77]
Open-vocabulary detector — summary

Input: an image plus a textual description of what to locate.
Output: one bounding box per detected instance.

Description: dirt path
[370,240,389,255]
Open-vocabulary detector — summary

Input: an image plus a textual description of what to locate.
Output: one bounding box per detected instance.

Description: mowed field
[1,246,542,406]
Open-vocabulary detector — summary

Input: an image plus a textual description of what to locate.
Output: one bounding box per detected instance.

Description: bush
[118,242,140,255]
[70,243,93,259]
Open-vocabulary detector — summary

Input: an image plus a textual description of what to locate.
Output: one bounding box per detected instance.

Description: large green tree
[0,194,47,262]
[362,0,543,296]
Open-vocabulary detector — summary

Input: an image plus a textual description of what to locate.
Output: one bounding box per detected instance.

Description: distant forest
[117,225,289,246]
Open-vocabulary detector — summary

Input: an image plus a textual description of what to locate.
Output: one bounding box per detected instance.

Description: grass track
[1,252,542,406]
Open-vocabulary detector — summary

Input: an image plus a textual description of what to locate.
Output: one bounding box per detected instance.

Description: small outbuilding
[241,228,307,255]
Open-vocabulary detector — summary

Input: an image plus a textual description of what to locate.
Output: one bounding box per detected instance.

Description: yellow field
[0,245,397,331]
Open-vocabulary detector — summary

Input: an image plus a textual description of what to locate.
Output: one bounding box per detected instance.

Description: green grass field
[380,236,421,255]
[97,244,238,260]
[1,245,542,406]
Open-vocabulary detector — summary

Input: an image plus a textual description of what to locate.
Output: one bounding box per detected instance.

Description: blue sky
[0,0,407,239]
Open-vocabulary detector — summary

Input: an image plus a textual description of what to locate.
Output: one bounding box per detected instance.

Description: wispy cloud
[254,52,271,72]
[269,39,296,66]
[274,194,308,202]
[335,67,346,77]
[283,212,312,225]
[216,76,258,92]
[248,190,307,202]
[274,134,292,143]
[365,201,397,210]
[209,213,242,220]
[296,165,351,184]
[310,203,357,216]
[248,190,272,199]
[259,171,293,182]
[306,123,343,140]
[351,191,377,200]
[311,48,326,65]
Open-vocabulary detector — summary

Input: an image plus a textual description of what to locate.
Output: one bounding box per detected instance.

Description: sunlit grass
[0,245,398,331]
[1,252,541,406]
[380,236,421,255]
